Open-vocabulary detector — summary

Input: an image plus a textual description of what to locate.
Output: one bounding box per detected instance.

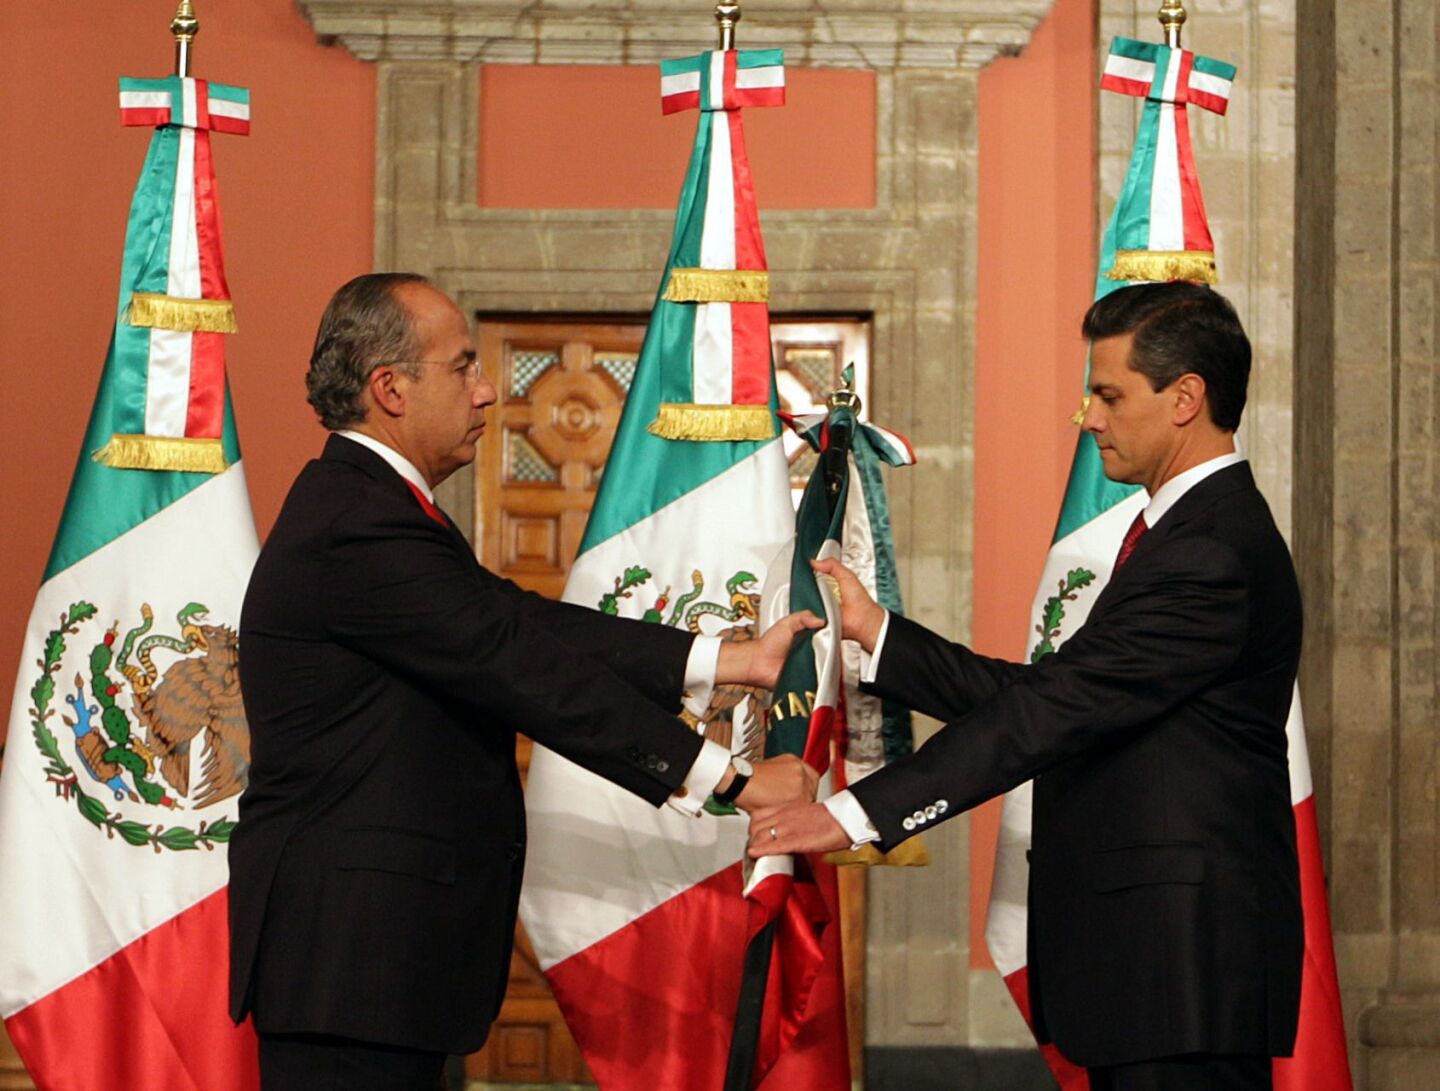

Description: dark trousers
[1088,1054,1272,1091]
[257,1032,446,1091]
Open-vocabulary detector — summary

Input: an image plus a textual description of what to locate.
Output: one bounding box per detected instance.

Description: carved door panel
[468,316,869,1085]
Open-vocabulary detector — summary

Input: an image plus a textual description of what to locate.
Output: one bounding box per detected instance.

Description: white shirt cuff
[857,611,892,684]
[667,738,732,817]
[823,790,880,847]
[681,635,722,719]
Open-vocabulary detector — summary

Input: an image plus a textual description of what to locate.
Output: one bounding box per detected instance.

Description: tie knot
[1114,511,1149,570]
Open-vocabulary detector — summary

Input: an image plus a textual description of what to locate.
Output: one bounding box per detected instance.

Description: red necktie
[1114,510,1149,570]
[402,479,448,527]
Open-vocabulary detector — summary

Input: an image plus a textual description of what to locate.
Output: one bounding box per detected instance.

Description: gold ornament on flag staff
[1159,0,1187,48]
[716,1,741,49]
[172,0,199,77]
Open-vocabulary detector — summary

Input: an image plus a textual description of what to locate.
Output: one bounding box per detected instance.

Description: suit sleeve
[850,535,1250,849]
[318,503,701,806]
[866,613,1028,722]
[480,578,694,712]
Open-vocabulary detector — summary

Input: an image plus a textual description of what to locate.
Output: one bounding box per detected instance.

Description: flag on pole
[722,387,919,1087]
[0,75,260,1091]
[984,36,1350,1091]
[519,47,851,1090]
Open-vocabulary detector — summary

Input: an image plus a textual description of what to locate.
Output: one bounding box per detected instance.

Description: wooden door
[467,316,870,1084]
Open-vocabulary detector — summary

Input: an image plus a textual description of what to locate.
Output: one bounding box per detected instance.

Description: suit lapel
[1089,461,1257,611]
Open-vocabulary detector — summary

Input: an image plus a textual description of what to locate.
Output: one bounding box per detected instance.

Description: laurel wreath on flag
[27,602,236,852]
[1030,568,1097,662]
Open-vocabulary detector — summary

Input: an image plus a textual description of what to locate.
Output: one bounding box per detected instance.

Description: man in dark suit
[749,282,1303,1090]
[229,273,818,1090]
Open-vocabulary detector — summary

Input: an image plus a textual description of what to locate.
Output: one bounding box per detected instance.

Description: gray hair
[305,272,431,430]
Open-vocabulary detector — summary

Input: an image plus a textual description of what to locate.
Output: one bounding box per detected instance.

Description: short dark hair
[1081,282,1251,431]
[305,273,430,430]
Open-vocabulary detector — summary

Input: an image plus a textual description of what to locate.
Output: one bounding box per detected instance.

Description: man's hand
[746,802,850,856]
[716,610,824,690]
[809,558,885,651]
[725,754,818,813]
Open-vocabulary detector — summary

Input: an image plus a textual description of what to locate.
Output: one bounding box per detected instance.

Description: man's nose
[1080,394,1101,433]
[473,372,498,408]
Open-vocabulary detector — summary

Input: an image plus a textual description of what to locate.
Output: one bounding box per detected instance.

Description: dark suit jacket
[228,434,704,1053]
[850,462,1303,1068]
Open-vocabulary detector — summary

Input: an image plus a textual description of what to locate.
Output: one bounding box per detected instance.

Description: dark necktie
[1114,510,1149,570]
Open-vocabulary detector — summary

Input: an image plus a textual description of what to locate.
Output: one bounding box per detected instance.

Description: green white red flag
[518,47,853,1089]
[724,393,918,1086]
[984,38,1350,1091]
[0,75,259,1090]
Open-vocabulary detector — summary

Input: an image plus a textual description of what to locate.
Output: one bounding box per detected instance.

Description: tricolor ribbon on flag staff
[649,49,785,442]
[95,76,250,474]
[984,38,1352,1091]
[1099,37,1235,286]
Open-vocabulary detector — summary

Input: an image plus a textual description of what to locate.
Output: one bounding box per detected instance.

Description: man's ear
[1172,373,1207,427]
[366,365,407,419]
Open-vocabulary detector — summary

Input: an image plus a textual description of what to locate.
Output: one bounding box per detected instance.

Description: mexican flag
[721,394,919,1088]
[518,48,849,1089]
[984,38,1350,1091]
[0,76,260,1090]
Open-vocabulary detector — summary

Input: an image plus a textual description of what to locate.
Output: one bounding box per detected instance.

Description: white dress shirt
[823,449,1247,847]
[335,431,731,815]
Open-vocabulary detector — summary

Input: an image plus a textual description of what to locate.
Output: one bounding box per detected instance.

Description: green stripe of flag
[1191,54,1237,80]
[207,83,249,105]
[737,49,783,69]
[1109,37,1162,63]
[660,54,707,77]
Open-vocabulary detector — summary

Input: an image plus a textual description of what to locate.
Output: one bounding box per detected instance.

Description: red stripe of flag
[3,888,259,1091]
[194,79,212,131]
[1099,74,1151,99]
[185,130,228,439]
[725,110,770,406]
[1172,55,1214,255]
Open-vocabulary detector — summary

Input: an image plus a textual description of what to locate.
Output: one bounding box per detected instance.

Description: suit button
[656,760,670,773]
[902,817,916,831]
[935,800,949,815]
[508,841,524,862]
[646,756,658,769]
[912,810,926,825]
[924,805,937,820]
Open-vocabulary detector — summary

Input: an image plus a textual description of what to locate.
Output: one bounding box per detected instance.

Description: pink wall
[479,66,876,209]
[970,0,1097,968]
[0,5,374,748]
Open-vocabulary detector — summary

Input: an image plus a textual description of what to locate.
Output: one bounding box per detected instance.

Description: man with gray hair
[228,273,818,1090]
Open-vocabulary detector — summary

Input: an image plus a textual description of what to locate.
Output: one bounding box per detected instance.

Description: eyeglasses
[387,354,482,384]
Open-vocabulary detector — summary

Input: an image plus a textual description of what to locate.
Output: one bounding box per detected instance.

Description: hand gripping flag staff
[519,6,851,1088]
[983,5,1351,1090]
[728,372,919,1089]
[0,4,261,1088]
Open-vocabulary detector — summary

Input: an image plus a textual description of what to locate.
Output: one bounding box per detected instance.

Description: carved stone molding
[297,0,1054,69]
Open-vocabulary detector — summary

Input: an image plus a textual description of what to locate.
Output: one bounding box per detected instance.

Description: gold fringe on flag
[127,292,238,333]
[1106,249,1218,285]
[93,434,229,474]
[663,268,770,304]
[827,837,931,868]
[648,403,776,442]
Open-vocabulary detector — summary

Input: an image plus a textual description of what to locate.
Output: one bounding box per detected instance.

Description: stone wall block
[1332,835,1388,933]
[1329,701,1394,822]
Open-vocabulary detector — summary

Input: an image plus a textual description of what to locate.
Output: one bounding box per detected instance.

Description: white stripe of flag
[735,65,785,91]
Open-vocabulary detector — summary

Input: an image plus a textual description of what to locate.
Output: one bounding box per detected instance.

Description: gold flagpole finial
[1158,1,1187,48]
[716,2,741,50]
[827,366,862,414]
[171,0,199,78]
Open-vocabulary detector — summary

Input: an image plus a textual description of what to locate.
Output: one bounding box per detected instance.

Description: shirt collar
[1143,449,1246,529]
[335,430,434,503]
